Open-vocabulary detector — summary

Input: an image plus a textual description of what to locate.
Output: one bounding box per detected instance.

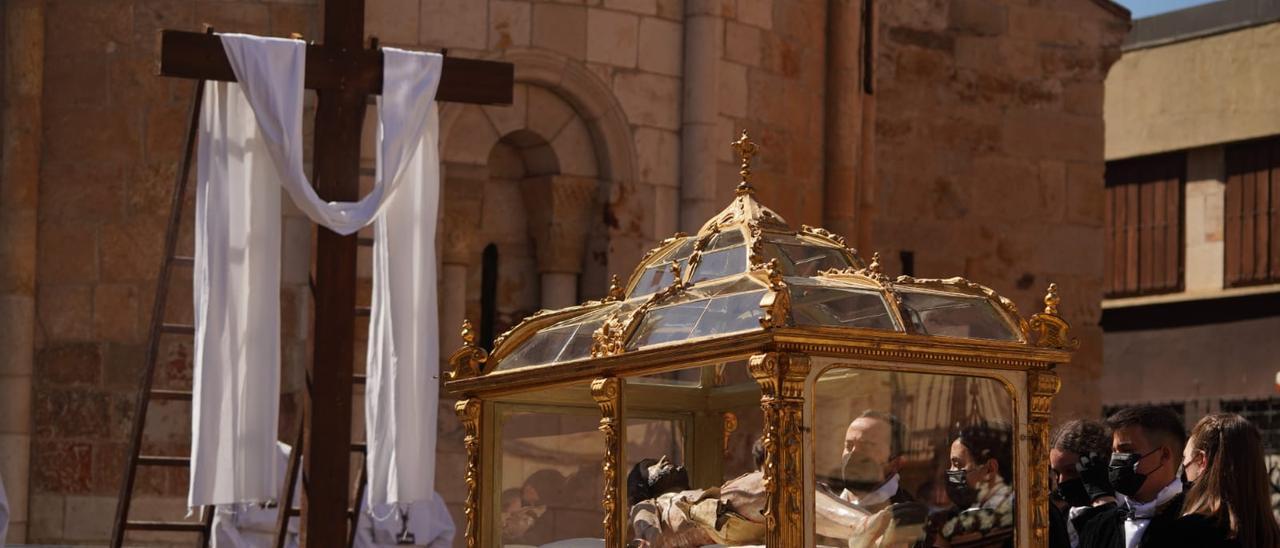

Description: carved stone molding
[748,352,811,546]
[591,376,624,548]
[522,174,599,274]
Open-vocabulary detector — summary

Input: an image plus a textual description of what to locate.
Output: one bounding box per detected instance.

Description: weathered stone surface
[62,495,116,541]
[637,16,683,76]
[490,0,532,50]
[613,72,680,130]
[605,0,658,16]
[724,21,761,66]
[38,285,93,342]
[93,284,140,343]
[365,0,419,45]
[588,9,639,67]
[532,3,587,58]
[36,344,101,387]
[419,0,486,49]
[32,440,93,494]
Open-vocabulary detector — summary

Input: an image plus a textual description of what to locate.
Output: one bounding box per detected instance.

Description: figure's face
[1112,425,1174,501]
[949,439,996,488]
[844,417,892,463]
[1050,447,1081,488]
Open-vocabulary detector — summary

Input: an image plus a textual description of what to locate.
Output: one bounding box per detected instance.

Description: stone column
[679,0,723,232]
[441,167,484,354]
[0,0,44,542]
[522,175,597,310]
[822,0,866,245]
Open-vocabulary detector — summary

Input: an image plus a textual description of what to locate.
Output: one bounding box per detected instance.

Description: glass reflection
[499,410,604,546]
[814,368,1017,547]
[898,291,1019,342]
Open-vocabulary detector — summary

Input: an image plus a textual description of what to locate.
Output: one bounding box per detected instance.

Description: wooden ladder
[109,74,214,547]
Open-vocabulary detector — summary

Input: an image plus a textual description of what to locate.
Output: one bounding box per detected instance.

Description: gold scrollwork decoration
[1026,370,1061,546]
[722,412,739,459]
[731,129,760,195]
[591,377,624,548]
[449,319,489,380]
[799,224,847,247]
[757,259,791,329]
[748,352,810,546]
[455,398,483,548]
[1027,283,1079,350]
[591,262,694,358]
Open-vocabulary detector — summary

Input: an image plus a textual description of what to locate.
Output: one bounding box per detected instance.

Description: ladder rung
[171,255,195,267]
[358,237,373,247]
[351,442,366,453]
[354,374,366,385]
[286,508,357,518]
[125,520,206,532]
[355,306,370,317]
[161,323,195,335]
[151,389,192,401]
[138,455,190,467]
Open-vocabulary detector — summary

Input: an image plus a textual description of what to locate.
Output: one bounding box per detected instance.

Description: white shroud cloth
[191,33,443,509]
[1,470,9,545]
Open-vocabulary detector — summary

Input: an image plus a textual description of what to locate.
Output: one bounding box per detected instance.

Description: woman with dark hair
[1146,413,1280,548]
[933,420,1015,547]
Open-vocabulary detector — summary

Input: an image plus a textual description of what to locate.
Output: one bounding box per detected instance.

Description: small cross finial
[1043,283,1061,316]
[730,129,759,195]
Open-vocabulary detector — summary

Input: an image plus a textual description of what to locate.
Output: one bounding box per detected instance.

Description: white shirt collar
[1120,478,1182,520]
[842,473,900,508]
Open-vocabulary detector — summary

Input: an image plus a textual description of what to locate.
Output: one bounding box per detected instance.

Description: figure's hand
[1078,453,1115,501]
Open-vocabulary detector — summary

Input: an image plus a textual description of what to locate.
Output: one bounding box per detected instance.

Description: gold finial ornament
[868,252,882,275]
[606,274,624,302]
[449,318,488,380]
[1043,282,1061,316]
[461,318,476,346]
[730,129,760,195]
[1028,283,1079,350]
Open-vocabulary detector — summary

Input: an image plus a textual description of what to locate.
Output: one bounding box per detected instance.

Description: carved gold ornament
[448,319,489,380]
[455,399,483,548]
[749,352,810,546]
[731,129,760,195]
[591,377,624,548]
[1028,283,1079,349]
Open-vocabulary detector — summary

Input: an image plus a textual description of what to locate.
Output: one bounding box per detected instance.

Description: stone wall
[8,0,1129,544]
[27,1,321,543]
[1105,21,1280,160]
[868,0,1129,419]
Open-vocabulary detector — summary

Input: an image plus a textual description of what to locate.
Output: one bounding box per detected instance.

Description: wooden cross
[156,1,512,543]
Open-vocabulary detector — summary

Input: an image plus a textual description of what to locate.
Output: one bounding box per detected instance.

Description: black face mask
[1108,448,1162,498]
[1055,477,1092,508]
[841,451,888,493]
[945,468,977,509]
[1179,461,1194,491]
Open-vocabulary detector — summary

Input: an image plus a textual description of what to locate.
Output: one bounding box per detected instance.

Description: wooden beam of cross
[155,1,512,545]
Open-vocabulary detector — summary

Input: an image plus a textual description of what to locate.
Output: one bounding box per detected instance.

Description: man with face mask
[841,410,915,511]
[1077,406,1187,548]
[1050,419,1117,547]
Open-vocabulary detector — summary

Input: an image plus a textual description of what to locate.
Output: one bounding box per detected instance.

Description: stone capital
[521,174,598,274]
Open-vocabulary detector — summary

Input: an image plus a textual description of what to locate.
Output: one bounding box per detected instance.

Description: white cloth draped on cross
[190,33,442,512]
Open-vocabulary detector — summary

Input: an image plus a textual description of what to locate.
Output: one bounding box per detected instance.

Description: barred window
[1220,397,1280,452]
[1224,137,1280,287]
[1105,153,1185,298]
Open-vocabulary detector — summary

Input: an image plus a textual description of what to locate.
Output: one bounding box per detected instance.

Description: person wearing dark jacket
[1145,413,1280,548]
[1049,419,1118,547]
[1077,406,1185,548]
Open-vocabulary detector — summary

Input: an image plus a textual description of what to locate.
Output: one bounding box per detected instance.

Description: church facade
[0,0,1127,544]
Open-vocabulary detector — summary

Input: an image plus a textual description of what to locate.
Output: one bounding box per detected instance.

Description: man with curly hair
[1050,419,1117,547]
